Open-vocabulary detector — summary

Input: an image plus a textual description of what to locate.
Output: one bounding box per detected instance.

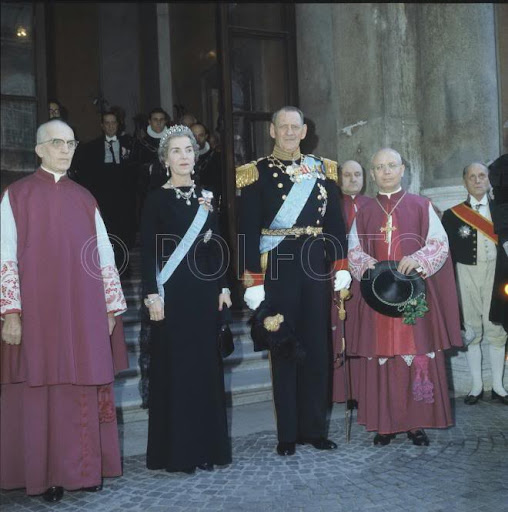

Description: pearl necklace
[167,180,197,205]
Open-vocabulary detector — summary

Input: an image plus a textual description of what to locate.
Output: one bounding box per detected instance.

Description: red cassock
[1,169,128,494]
[332,194,370,403]
[345,190,463,434]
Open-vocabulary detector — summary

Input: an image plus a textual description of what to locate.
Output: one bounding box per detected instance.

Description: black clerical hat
[360,260,427,322]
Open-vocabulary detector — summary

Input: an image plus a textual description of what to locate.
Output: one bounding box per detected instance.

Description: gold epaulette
[322,158,338,182]
[307,154,338,182]
[236,161,259,189]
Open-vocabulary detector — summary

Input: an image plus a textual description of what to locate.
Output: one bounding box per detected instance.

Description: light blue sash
[156,206,209,299]
[259,155,320,254]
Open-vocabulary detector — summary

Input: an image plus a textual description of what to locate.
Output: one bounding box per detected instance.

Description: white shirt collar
[41,165,66,182]
[469,194,488,208]
[198,141,210,157]
[147,125,168,139]
[378,186,402,199]
[105,135,118,142]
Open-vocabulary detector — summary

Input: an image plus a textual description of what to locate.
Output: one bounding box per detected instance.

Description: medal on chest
[458,225,471,238]
[267,155,325,184]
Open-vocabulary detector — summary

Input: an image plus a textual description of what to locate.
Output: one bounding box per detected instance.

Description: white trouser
[456,261,507,348]
[457,261,507,395]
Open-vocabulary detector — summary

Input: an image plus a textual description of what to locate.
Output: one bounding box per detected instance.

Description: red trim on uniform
[1,309,22,318]
[332,259,348,272]
[241,270,265,288]
[451,204,498,244]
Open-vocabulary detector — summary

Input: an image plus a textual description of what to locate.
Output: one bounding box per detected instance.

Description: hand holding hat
[360,260,428,324]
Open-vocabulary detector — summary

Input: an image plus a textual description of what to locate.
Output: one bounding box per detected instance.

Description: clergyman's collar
[378,186,402,199]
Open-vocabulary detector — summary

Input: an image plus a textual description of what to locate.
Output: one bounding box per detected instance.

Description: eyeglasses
[39,138,79,150]
[372,162,400,172]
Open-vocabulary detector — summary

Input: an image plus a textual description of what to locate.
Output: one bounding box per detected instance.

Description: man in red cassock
[1,119,128,502]
[347,148,462,446]
[332,160,370,405]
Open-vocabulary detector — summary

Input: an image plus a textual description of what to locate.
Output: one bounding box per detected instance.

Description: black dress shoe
[197,463,214,471]
[346,399,358,410]
[82,484,103,492]
[42,486,64,502]
[491,390,508,405]
[464,390,483,405]
[297,438,338,450]
[373,433,396,446]
[276,442,296,456]
[407,429,430,446]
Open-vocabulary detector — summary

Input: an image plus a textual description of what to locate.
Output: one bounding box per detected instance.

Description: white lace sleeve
[411,203,449,278]
[1,191,21,316]
[347,219,377,281]
[95,208,127,315]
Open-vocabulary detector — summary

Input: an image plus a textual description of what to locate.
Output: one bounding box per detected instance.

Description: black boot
[297,438,338,450]
[197,463,214,471]
[491,390,508,405]
[42,486,64,502]
[407,429,430,446]
[276,442,296,456]
[82,484,103,492]
[373,433,396,446]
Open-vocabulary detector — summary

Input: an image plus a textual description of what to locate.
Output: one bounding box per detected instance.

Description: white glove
[244,285,265,310]
[334,270,352,291]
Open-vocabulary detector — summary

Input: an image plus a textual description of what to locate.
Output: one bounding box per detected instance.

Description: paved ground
[1,398,507,512]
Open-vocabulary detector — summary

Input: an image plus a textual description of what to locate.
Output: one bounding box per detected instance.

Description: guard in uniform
[442,162,508,405]
[237,106,351,456]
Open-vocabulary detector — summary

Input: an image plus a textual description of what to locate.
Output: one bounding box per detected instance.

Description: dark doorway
[217,3,299,281]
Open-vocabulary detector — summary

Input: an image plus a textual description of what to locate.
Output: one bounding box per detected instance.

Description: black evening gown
[140,186,231,471]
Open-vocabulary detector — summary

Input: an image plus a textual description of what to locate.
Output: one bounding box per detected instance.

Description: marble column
[297,4,423,194]
[99,3,140,135]
[417,4,505,395]
[295,3,506,394]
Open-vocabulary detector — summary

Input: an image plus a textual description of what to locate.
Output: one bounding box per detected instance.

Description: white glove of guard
[244,285,265,310]
[334,270,352,291]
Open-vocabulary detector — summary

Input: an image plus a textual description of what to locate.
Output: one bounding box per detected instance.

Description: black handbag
[218,305,234,358]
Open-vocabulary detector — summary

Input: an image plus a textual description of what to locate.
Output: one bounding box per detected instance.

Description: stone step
[121,304,252,327]
[122,321,253,347]
[115,364,273,423]
[115,256,273,422]
[117,337,269,379]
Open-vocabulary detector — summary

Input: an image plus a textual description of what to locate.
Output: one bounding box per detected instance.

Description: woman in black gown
[140,125,232,474]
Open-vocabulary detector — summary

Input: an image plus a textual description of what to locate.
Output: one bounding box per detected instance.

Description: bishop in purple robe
[347,148,463,446]
[0,119,128,501]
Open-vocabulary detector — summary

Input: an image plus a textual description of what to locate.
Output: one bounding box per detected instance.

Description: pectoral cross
[380,215,397,243]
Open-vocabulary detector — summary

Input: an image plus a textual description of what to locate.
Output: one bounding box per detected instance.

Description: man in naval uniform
[442,163,508,405]
[237,106,351,456]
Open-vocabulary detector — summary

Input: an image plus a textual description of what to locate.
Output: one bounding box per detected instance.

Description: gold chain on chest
[267,154,300,174]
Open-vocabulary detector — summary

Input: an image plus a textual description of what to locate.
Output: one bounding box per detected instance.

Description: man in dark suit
[488,153,508,332]
[73,111,136,268]
[442,163,508,405]
[190,122,222,201]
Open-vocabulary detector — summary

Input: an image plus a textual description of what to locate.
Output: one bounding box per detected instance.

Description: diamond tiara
[159,124,193,146]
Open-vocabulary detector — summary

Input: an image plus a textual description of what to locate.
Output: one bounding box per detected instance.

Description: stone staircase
[114,247,273,423]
